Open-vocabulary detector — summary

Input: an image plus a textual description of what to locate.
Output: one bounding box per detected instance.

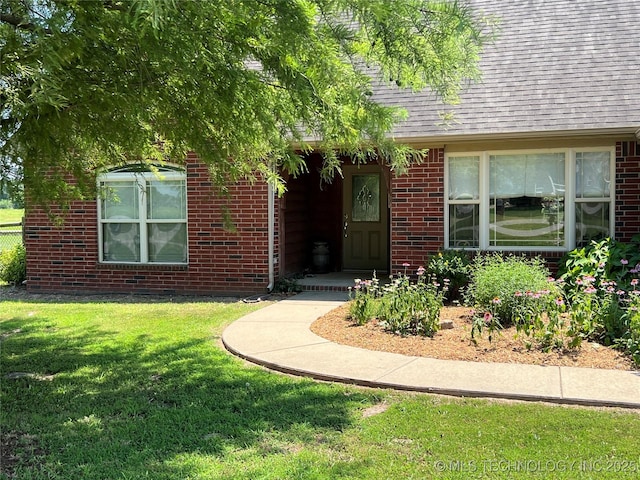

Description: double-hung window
[446,148,614,251]
[98,166,188,264]
[575,151,612,245]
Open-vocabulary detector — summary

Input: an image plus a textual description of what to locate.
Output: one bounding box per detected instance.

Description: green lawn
[1,296,639,479]
[0,209,23,259]
[0,208,24,225]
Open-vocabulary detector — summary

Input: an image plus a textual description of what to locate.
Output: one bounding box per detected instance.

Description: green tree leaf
[1,0,493,211]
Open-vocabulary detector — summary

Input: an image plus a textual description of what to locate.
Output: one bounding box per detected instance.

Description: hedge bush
[0,244,26,285]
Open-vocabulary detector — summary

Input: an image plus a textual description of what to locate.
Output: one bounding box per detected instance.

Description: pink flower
[402,262,410,267]
[621,259,629,265]
[416,266,426,276]
[555,297,565,306]
[585,286,597,294]
[514,291,523,297]
[492,297,501,304]
[631,278,638,286]
[484,312,493,321]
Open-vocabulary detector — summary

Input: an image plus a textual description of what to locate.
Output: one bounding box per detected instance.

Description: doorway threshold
[296,272,388,292]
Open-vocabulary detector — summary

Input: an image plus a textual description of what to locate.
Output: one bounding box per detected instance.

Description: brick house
[24,0,640,295]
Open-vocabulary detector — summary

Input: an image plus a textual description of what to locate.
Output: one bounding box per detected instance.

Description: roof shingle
[373,0,640,140]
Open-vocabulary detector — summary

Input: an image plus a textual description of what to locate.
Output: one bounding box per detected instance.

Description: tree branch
[0,13,52,34]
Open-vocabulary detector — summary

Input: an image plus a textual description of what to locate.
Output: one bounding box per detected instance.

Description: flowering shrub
[349,273,381,325]
[559,236,640,293]
[348,247,640,366]
[617,288,640,364]
[471,287,567,351]
[558,238,640,362]
[465,254,558,327]
[378,266,446,336]
[513,288,567,351]
[470,297,503,344]
[563,276,626,346]
[348,265,447,337]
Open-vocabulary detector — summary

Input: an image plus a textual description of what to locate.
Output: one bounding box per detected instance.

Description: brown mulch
[310,304,637,371]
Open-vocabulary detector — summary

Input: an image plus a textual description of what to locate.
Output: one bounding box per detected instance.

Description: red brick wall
[615,141,640,242]
[390,148,445,274]
[24,154,276,295]
[23,141,639,294]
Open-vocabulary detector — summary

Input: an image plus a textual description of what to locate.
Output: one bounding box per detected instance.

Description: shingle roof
[373,0,640,141]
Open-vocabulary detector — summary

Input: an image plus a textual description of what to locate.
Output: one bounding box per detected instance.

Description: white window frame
[97,168,188,264]
[445,147,615,251]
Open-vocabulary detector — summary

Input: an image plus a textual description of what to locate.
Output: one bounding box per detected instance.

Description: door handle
[343,214,349,238]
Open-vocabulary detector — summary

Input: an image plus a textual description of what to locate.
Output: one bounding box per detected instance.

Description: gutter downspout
[267,180,275,292]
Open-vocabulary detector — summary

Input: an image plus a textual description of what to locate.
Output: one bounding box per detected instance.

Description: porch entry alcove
[280,154,390,277]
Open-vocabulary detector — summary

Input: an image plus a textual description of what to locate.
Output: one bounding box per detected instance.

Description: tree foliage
[1,0,492,210]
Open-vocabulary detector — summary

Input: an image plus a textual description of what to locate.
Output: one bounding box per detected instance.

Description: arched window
[97,165,187,264]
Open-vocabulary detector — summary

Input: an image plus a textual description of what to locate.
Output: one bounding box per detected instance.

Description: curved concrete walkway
[222,292,640,409]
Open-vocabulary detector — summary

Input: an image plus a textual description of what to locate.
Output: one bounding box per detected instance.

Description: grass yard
[0,209,24,256]
[1,295,640,479]
[0,208,24,225]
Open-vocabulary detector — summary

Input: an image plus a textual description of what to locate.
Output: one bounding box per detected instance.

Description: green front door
[342,164,388,272]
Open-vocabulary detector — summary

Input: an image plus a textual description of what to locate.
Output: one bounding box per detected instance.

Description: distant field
[0,209,23,254]
[0,208,24,225]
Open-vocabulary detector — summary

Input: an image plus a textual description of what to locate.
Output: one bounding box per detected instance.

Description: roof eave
[393,126,640,147]
[296,127,640,151]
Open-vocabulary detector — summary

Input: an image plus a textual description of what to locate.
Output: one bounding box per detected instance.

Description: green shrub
[348,268,446,336]
[466,253,557,328]
[349,275,382,325]
[0,244,26,285]
[377,272,444,336]
[426,250,472,303]
[559,236,640,292]
[616,293,640,366]
[559,237,640,349]
[272,276,302,294]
